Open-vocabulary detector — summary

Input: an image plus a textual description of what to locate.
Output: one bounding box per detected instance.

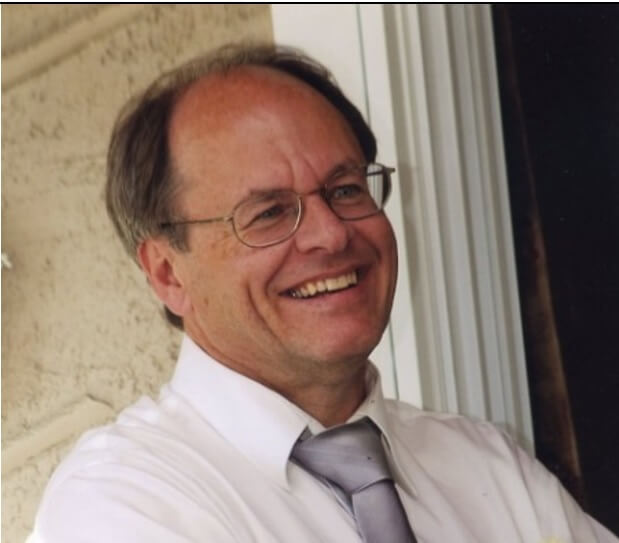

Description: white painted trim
[357,5,422,406]
[384,4,532,448]
[383,6,461,414]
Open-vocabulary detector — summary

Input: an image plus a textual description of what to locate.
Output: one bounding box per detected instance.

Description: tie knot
[291,418,392,494]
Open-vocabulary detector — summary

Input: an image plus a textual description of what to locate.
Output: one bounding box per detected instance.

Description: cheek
[382,219,398,257]
[208,244,289,305]
[245,249,291,300]
[366,218,397,262]
[373,222,398,293]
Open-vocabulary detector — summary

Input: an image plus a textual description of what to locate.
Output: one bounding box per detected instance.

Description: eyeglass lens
[233,164,391,247]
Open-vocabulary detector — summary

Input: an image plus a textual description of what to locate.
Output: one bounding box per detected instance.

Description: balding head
[106,44,377,329]
[168,66,363,195]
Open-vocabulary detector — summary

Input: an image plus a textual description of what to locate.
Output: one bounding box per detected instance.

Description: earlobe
[137,239,191,318]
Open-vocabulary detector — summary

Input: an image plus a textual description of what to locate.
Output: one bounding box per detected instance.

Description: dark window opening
[493,5,619,534]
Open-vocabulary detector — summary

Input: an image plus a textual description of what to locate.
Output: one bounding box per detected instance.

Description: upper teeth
[290,271,358,298]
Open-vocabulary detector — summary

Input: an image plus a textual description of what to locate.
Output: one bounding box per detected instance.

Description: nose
[293,193,352,254]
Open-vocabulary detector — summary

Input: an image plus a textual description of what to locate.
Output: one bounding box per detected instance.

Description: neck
[185,326,370,428]
[281,365,368,427]
[241,357,369,428]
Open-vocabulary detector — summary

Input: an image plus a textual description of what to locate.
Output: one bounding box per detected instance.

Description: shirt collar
[169,335,416,496]
[301,366,417,498]
[351,365,418,497]
[169,335,309,489]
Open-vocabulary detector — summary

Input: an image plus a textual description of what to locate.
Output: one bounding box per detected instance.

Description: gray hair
[105,43,377,329]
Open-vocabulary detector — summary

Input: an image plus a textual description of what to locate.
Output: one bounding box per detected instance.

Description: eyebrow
[238,159,362,201]
[323,159,360,179]
[243,187,289,199]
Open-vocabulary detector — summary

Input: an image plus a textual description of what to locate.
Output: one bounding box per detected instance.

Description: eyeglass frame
[159,162,395,248]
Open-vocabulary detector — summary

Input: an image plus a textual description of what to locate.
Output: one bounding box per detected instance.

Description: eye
[334,184,362,198]
[235,190,301,232]
[329,182,368,206]
[250,203,286,224]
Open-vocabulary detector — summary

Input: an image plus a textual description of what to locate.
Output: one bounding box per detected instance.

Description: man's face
[164,67,398,389]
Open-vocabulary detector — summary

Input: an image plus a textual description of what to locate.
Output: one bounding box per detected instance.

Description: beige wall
[1,5,272,542]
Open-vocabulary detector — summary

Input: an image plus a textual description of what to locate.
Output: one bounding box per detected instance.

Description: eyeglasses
[160,163,395,248]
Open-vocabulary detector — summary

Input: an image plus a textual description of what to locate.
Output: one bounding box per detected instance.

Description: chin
[307,329,383,365]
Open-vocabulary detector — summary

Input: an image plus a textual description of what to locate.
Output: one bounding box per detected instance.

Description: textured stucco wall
[1,5,272,542]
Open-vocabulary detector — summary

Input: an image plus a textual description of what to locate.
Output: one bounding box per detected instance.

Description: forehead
[168,66,363,196]
[170,65,347,138]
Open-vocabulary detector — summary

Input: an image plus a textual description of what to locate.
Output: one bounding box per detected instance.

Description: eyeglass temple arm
[160,215,233,228]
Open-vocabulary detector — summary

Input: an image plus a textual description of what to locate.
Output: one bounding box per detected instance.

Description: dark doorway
[493,5,619,534]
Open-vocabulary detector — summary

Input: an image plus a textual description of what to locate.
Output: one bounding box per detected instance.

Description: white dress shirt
[29,335,617,543]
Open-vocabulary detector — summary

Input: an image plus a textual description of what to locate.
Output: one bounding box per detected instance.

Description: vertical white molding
[383,5,462,414]
[452,6,532,445]
[384,4,533,448]
[357,5,422,406]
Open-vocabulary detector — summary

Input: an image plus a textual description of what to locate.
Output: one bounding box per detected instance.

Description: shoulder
[45,393,195,490]
[384,399,517,455]
[383,401,617,542]
[383,399,537,496]
[31,393,237,543]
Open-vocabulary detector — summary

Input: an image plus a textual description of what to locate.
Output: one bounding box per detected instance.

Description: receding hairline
[168,64,363,175]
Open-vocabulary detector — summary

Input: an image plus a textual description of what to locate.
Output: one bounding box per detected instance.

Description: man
[30,44,616,542]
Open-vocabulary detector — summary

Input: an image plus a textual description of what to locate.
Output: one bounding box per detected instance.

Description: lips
[287,270,358,299]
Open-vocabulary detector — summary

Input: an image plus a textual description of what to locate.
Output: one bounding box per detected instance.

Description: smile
[288,271,358,299]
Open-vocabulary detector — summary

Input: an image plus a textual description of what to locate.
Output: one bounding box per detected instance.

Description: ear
[137,238,192,318]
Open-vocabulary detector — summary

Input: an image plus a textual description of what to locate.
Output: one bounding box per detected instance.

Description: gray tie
[292,417,416,543]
